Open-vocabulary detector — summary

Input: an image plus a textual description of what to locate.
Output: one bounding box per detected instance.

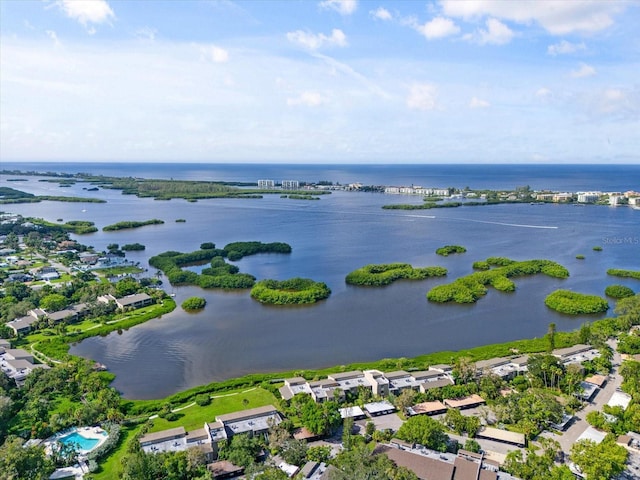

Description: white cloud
[469,97,490,108]
[407,83,437,110]
[536,87,552,97]
[135,27,157,41]
[477,18,514,45]
[287,91,325,107]
[287,29,347,50]
[46,30,61,47]
[370,7,392,21]
[319,0,357,16]
[571,62,596,78]
[56,0,115,26]
[415,17,460,40]
[584,87,638,119]
[440,0,622,35]
[208,45,229,63]
[547,40,586,56]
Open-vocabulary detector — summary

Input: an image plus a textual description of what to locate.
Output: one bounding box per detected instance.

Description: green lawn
[90,424,142,480]
[146,387,278,433]
[94,266,144,276]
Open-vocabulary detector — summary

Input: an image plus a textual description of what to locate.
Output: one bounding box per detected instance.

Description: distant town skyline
[1,0,638,164]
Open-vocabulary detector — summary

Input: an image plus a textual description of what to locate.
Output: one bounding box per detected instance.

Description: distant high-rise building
[281,180,299,190]
[258,179,275,189]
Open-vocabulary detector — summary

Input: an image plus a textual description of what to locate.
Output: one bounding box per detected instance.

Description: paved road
[542,339,622,455]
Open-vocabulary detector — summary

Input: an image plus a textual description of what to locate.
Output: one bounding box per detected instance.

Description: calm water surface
[2,164,638,399]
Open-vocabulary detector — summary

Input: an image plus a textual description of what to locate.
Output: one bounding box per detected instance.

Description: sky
[0,0,639,164]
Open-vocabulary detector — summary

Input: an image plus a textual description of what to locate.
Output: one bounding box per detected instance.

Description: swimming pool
[57,429,106,453]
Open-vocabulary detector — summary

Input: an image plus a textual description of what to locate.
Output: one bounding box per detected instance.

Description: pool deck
[45,426,109,455]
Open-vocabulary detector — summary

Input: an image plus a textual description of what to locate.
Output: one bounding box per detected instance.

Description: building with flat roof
[216,405,281,437]
[476,427,526,448]
[363,401,395,416]
[407,401,447,417]
[140,427,186,447]
[6,316,38,336]
[279,377,313,401]
[327,370,373,394]
[363,369,390,397]
[608,391,632,410]
[584,374,607,388]
[338,406,366,420]
[552,344,592,359]
[444,395,486,410]
[420,378,454,393]
[309,379,343,403]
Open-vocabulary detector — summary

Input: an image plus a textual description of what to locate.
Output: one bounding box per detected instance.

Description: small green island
[345,263,447,286]
[103,219,165,231]
[605,285,635,299]
[182,297,207,311]
[121,243,146,251]
[544,289,609,314]
[427,257,569,304]
[250,277,331,305]
[0,186,105,205]
[607,269,640,280]
[149,241,292,289]
[436,245,467,256]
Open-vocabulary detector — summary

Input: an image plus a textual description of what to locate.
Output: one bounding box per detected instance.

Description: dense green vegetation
[121,243,146,251]
[149,242,292,289]
[284,194,320,200]
[181,297,206,311]
[605,284,635,299]
[427,258,569,304]
[31,218,98,234]
[345,263,447,286]
[224,241,291,261]
[435,245,466,256]
[250,278,331,305]
[0,187,105,205]
[544,290,609,314]
[395,415,449,452]
[607,268,640,280]
[79,175,331,201]
[103,219,164,231]
[576,254,585,260]
[382,201,462,210]
[593,246,603,251]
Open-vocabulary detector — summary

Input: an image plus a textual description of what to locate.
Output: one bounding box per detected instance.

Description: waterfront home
[363,369,390,397]
[279,377,314,401]
[327,370,371,395]
[6,315,39,335]
[215,405,281,438]
[98,292,153,310]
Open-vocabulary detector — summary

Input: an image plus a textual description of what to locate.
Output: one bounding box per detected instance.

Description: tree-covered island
[427,257,569,304]
[544,290,610,314]
[435,245,467,256]
[149,242,292,289]
[250,277,331,305]
[345,263,447,286]
[102,219,164,231]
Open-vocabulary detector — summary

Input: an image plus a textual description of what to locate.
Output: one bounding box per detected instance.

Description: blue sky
[1,0,638,164]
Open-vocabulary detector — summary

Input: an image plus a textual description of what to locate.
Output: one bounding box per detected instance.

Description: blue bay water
[1,163,638,399]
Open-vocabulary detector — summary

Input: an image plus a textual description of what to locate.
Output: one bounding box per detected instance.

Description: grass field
[91,424,142,480]
[146,387,278,433]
